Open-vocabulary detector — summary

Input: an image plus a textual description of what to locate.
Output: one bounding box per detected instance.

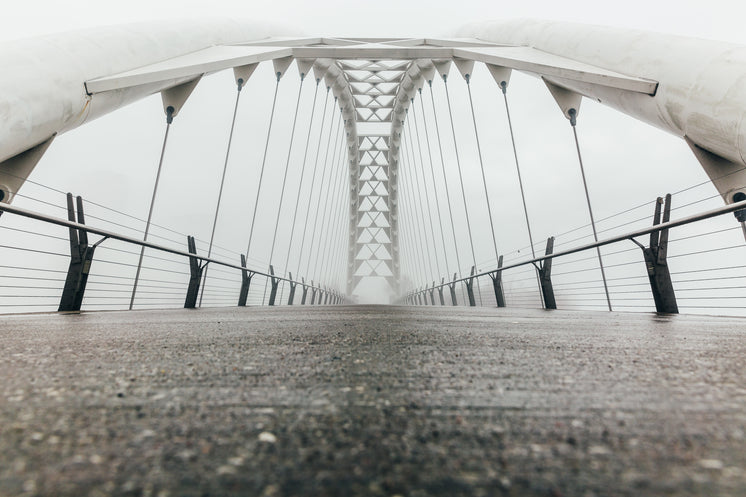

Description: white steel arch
[1,18,745,297]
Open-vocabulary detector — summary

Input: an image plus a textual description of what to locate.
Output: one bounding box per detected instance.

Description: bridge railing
[0,193,346,313]
[402,194,746,315]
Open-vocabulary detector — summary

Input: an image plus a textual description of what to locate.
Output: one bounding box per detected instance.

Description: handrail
[405,198,746,295]
[0,201,329,292]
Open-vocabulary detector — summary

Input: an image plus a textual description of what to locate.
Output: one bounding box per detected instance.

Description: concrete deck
[1,305,745,496]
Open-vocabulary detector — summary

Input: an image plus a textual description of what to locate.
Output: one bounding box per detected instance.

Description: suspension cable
[129,107,174,310]
[428,82,463,284]
[304,106,341,278]
[411,97,442,279]
[261,74,306,304]
[311,112,344,282]
[404,115,437,281]
[319,130,347,286]
[308,109,344,281]
[499,82,544,307]
[197,80,244,307]
[321,134,347,286]
[401,127,430,287]
[442,75,482,305]
[465,76,500,268]
[268,74,306,275]
[418,88,451,279]
[569,109,612,311]
[296,88,332,282]
[278,78,321,303]
[244,75,281,264]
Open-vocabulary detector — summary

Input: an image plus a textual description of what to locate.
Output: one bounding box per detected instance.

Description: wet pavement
[1,305,745,496]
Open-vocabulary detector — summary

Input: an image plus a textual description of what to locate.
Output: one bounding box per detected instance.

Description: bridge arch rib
[2,19,746,299]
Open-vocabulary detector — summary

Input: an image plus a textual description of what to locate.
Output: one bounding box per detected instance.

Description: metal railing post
[238,254,253,306]
[438,277,446,305]
[301,277,308,305]
[449,273,458,306]
[268,265,280,306]
[59,194,105,312]
[184,235,203,309]
[489,255,506,307]
[633,194,678,313]
[537,237,557,310]
[287,272,297,305]
[464,266,477,307]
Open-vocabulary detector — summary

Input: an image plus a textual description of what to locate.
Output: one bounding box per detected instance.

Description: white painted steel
[457,19,746,200]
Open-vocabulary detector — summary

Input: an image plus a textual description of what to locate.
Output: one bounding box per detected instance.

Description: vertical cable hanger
[304,106,342,279]
[296,88,332,283]
[262,70,307,304]
[495,72,544,307]
[418,88,451,282]
[308,111,343,283]
[197,75,248,307]
[427,78,466,304]
[410,97,442,281]
[321,136,348,286]
[440,67,483,305]
[403,114,437,282]
[244,73,282,270]
[399,130,424,290]
[279,77,322,303]
[464,73,501,280]
[318,124,347,285]
[569,108,613,311]
[544,79,611,311]
[129,106,174,310]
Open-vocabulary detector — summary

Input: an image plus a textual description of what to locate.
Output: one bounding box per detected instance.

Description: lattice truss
[337,59,411,294]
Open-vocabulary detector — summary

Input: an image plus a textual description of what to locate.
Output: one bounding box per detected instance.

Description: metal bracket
[237,254,254,306]
[632,194,679,313]
[464,266,477,307]
[184,235,204,309]
[486,64,512,92]
[0,134,56,206]
[543,78,582,122]
[538,237,557,310]
[161,77,202,120]
[58,194,103,312]
[489,255,506,307]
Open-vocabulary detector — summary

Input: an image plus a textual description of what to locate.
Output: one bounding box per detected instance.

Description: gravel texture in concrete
[1,305,746,496]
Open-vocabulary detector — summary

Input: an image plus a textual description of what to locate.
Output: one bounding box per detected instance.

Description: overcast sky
[2,0,746,44]
[2,0,746,307]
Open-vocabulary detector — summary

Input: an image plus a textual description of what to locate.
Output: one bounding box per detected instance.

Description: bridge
[1,18,746,496]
